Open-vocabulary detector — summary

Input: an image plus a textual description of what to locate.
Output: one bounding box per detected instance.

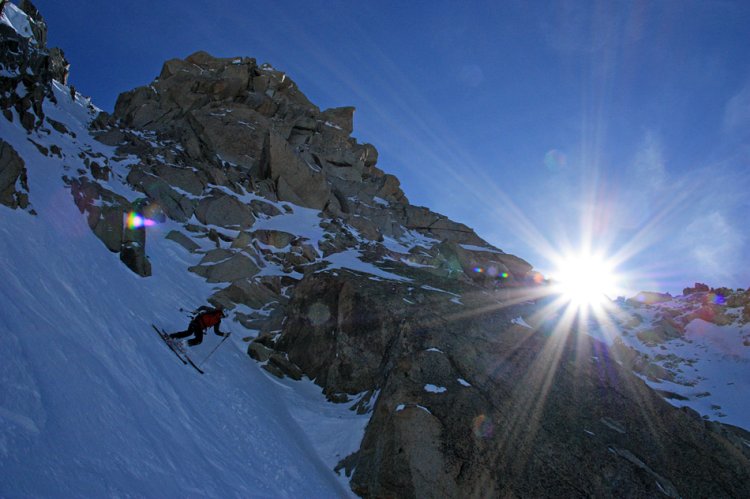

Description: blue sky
[36,0,750,295]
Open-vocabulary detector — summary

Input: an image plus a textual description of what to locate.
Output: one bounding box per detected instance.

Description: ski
[152,324,187,365]
[183,350,205,375]
[152,325,205,374]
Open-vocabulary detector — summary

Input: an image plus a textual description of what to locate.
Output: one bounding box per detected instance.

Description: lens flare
[544,149,567,172]
[472,414,494,439]
[308,302,331,326]
[709,293,725,305]
[126,211,156,229]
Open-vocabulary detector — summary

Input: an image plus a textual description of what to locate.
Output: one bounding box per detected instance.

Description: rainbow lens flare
[126,211,156,229]
[708,293,725,305]
[472,414,494,439]
[544,149,567,172]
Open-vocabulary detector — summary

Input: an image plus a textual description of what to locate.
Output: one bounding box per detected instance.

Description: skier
[169,306,228,346]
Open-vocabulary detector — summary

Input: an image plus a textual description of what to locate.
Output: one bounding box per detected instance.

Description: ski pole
[199,332,231,368]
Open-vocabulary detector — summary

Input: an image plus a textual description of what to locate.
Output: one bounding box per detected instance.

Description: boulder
[320,106,354,135]
[322,160,364,181]
[251,229,296,249]
[250,198,282,217]
[0,139,31,210]
[212,277,284,311]
[113,85,169,130]
[255,64,317,111]
[189,251,260,283]
[248,341,273,362]
[118,199,151,277]
[261,362,285,378]
[427,241,532,285]
[194,193,255,228]
[359,143,378,167]
[67,177,150,275]
[166,230,201,253]
[374,174,407,204]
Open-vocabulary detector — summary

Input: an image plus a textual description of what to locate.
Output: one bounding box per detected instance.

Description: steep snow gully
[0,84,365,497]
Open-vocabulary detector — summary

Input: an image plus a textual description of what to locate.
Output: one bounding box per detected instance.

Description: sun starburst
[551,251,621,308]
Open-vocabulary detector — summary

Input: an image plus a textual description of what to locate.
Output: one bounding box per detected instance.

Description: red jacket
[196,310,222,329]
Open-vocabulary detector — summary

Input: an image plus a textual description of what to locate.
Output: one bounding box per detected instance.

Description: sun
[552,252,620,307]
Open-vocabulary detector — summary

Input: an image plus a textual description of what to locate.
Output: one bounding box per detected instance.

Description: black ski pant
[169,321,204,346]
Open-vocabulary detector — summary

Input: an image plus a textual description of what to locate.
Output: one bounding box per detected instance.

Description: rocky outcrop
[254,271,750,497]
[69,176,126,252]
[0,138,31,210]
[682,282,710,295]
[635,317,684,345]
[44,45,536,292]
[0,0,69,131]
[427,240,533,284]
[628,286,750,330]
[69,178,153,276]
[106,50,514,275]
[120,198,152,277]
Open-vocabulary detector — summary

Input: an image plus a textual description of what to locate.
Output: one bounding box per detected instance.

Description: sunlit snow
[0,80,368,497]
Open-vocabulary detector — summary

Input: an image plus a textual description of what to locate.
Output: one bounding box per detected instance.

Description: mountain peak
[2,3,749,497]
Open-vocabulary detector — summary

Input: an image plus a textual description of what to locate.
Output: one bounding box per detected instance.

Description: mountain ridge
[2,2,749,497]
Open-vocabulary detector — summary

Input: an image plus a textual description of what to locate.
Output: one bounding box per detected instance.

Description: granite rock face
[3,1,749,495]
[108,50,505,254]
[257,272,750,498]
[85,47,534,287]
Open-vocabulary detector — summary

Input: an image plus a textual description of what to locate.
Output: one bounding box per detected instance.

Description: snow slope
[0,82,367,497]
[615,298,750,430]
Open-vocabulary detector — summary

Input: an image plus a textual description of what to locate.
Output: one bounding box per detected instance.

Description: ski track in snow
[0,81,366,497]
